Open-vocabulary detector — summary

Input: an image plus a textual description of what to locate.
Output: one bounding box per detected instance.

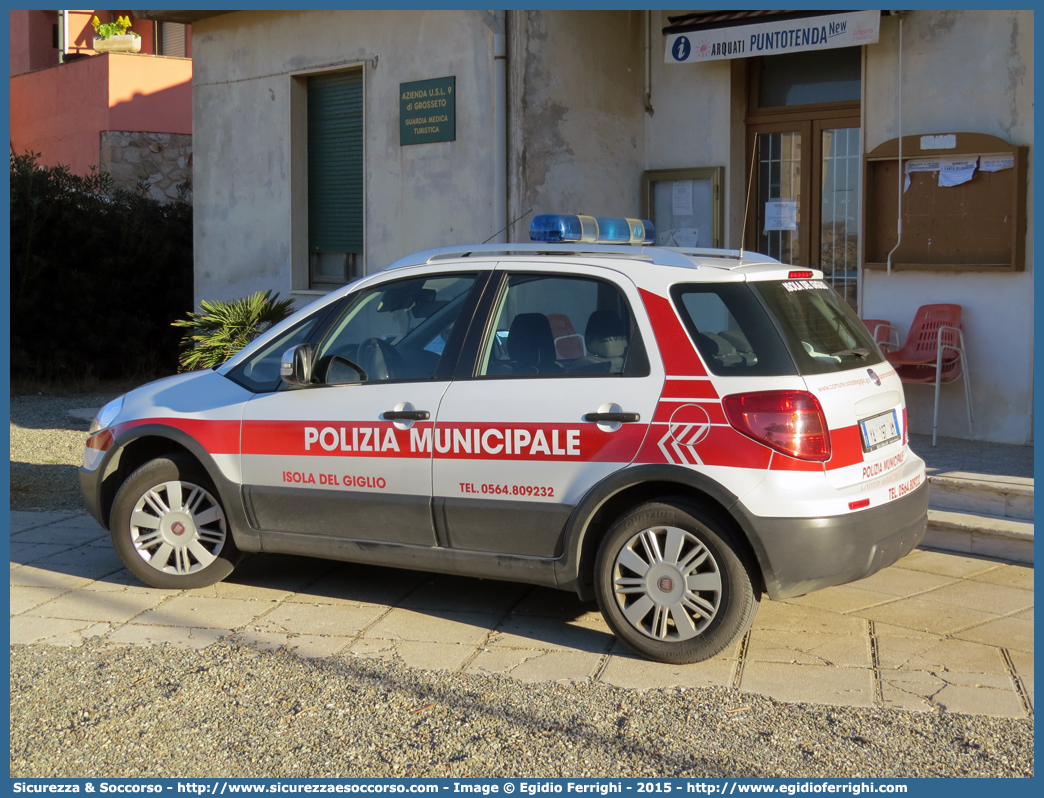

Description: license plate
[859,410,900,452]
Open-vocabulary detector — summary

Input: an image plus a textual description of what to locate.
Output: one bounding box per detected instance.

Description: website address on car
[224,786,440,794]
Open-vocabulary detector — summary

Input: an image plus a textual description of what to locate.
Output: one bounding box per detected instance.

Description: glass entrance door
[819,126,861,308]
[745,47,862,308]
[746,122,861,310]
[753,129,805,265]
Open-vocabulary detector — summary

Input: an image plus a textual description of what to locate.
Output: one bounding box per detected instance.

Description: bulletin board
[641,167,724,250]
[863,132,1027,272]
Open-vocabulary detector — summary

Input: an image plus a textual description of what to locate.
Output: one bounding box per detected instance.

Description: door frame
[743,61,861,266]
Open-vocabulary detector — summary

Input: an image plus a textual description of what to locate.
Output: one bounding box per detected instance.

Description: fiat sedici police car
[81,214,928,663]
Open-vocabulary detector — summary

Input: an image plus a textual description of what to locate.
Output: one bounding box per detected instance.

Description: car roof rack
[383,243,702,271]
[663,247,782,265]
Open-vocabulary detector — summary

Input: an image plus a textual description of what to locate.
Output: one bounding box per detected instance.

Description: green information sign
[400,76,456,145]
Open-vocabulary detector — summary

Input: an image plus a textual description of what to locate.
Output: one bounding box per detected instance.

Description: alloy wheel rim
[129,480,226,575]
[612,525,722,641]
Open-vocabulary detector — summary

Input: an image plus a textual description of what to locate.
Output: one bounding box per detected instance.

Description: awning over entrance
[664,9,881,64]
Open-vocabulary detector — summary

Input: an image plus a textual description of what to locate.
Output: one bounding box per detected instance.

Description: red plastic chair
[884,304,973,445]
[547,314,585,360]
[862,318,899,351]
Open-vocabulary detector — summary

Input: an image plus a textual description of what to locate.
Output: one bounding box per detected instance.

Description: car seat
[696,332,744,368]
[491,313,559,375]
[717,329,757,366]
[572,311,628,374]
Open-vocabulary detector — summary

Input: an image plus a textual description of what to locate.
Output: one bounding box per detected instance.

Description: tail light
[902,407,908,445]
[722,390,831,462]
[788,270,814,279]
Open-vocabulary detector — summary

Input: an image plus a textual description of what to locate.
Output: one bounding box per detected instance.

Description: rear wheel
[109,455,241,589]
[594,499,759,663]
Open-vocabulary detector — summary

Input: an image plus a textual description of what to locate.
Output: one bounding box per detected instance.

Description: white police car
[81,214,928,663]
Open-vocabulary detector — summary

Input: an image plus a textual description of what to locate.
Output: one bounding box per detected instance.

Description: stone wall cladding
[98,131,193,202]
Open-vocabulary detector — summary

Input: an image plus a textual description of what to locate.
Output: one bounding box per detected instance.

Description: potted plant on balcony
[91,15,141,53]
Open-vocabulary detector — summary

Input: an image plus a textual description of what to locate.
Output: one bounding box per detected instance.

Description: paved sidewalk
[10,510,1034,719]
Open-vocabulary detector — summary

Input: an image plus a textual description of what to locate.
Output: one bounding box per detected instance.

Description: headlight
[90,396,125,433]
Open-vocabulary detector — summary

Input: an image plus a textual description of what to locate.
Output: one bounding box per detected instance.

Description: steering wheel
[356,338,408,381]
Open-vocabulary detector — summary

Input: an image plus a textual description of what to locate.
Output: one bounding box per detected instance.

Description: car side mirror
[280,344,314,388]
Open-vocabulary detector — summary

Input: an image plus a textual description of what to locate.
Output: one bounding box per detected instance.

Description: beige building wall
[193,10,648,306]
[645,11,738,244]
[643,10,1032,444]
[191,10,500,306]
[507,10,646,241]
[862,11,1034,444]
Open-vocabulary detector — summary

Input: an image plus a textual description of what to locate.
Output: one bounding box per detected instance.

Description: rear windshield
[751,279,885,374]
[671,279,884,377]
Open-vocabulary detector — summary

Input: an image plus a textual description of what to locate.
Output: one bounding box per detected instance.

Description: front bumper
[79,463,108,530]
[735,481,929,600]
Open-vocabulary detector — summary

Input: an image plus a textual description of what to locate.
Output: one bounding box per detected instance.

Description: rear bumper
[735,481,929,600]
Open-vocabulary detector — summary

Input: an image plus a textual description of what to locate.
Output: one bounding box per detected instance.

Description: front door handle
[383,409,430,421]
[584,411,640,423]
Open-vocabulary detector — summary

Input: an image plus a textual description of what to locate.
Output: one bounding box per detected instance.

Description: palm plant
[172,290,295,371]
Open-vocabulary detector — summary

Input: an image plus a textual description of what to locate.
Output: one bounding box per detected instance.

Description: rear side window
[671,283,796,376]
[752,280,885,374]
[477,273,649,378]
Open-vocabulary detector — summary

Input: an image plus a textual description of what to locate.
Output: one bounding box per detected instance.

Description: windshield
[752,279,884,375]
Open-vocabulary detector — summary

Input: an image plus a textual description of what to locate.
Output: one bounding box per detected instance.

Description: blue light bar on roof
[530,214,655,245]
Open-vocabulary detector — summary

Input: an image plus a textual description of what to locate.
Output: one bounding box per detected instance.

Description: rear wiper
[831,347,871,359]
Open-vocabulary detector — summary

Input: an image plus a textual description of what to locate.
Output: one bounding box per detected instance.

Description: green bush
[10,152,193,382]
[172,290,295,371]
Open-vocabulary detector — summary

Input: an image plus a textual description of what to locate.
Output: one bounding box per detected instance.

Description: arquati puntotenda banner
[665,9,880,64]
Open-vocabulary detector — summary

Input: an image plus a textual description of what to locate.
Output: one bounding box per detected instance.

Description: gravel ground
[8,392,1036,779]
[9,640,1034,779]
[10,391,121,512]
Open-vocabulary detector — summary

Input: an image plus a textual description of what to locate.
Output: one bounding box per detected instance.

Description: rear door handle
[584,411,640,423]
[383,410,430,421]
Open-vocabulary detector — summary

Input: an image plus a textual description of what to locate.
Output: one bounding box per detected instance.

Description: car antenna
[482,208,535,245]
[739,132,758,262]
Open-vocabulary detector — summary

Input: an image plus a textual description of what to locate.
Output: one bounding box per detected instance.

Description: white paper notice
[920,134,957,150]
[980,154,1014,172]
[658,228,700,247]
[904,159,940,192]
[672,180,694,217]
[763,200,798,232]
[904,158,978,190]
[938,157,978,188]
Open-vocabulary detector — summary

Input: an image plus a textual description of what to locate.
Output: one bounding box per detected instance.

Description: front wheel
[109,455,241,589]
[594,499,759,663]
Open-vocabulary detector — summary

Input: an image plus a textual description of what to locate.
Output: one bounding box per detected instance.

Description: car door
[430,263,665,557]
[240,269,486,547]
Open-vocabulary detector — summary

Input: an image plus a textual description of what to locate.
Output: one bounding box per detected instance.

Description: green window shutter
[308,70,363,254]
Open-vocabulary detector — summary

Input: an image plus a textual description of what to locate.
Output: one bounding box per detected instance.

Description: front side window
[477,274,648,378]
[315,274,477,382]
[227,310,331,393]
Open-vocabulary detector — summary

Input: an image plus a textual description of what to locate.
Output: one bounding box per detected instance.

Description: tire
[109,454,241,589]
[594,499,759,664]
